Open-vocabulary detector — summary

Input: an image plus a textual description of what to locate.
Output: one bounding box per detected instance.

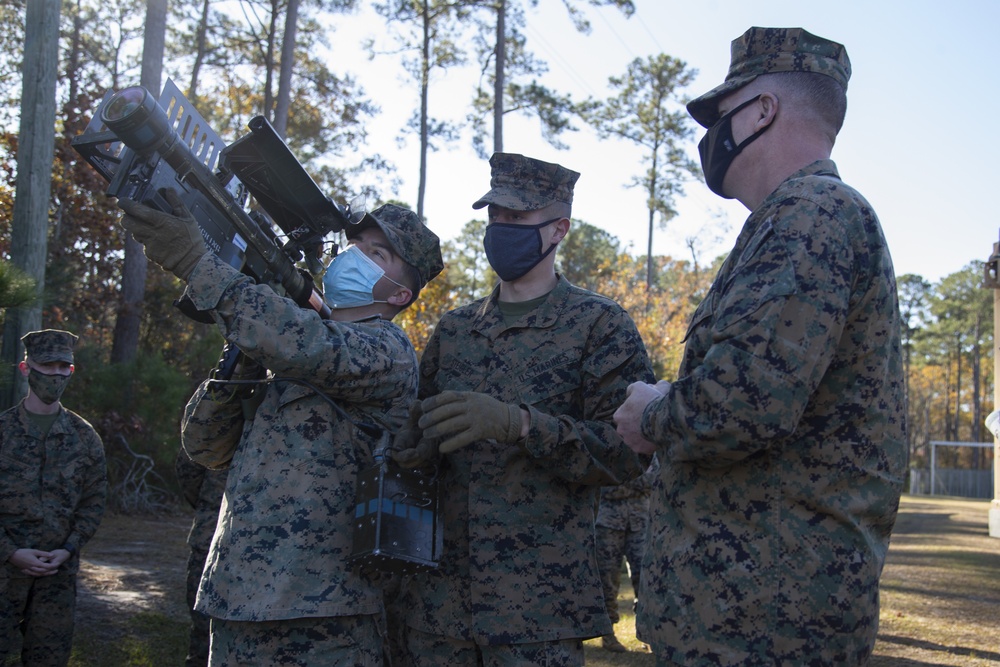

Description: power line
[632,5,666,54]
[520,22,601,97]
[590,4,639,59]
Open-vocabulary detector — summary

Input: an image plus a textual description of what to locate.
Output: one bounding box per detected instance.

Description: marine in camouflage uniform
[595,454,658,649]
[0,330,107,667]
[614,28,907,666]
[118,196,442,667]
[394,153,654,666]
[175,447,228,667]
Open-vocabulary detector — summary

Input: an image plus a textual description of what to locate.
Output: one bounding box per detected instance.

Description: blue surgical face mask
[483,217,561,282]
[322,245,404,309]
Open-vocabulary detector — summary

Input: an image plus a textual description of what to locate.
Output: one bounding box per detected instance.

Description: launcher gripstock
[72,79,358,321]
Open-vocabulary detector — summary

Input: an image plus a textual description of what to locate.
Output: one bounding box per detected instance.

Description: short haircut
[761,71,848,139]
[401,262,423,309]
[545,201,572,220]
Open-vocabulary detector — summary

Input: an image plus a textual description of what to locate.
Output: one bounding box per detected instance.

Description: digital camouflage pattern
[21,329,78,364]
[210,613,385,667]
[595,456,658,624]
[0,401,107,665]
[638,160,907,665]
[472,153,581,211]
[0,404,106,572]
[687,27,851,128]
[402,625,585,666]
[2,572,77,665]
[347,204,444,290]
[180,255,417,644]
[399,276,654,645]
[175,448,228,667]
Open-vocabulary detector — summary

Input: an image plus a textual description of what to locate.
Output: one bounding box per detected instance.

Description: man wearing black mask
[614,27,907,665]
[391,152,654,666]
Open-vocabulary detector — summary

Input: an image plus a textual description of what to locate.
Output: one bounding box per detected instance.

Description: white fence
[908,440,995,499]
[909,468,994,499]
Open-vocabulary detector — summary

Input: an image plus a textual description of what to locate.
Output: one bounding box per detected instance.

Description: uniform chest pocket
[0,451,36,476]
[509,354,581,408]
[682,292,716,344]
[0,454,40,519]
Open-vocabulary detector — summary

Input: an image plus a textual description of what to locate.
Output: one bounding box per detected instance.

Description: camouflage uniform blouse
[401,276,654,645]
[0,403,107,577]
[596,455,658,531]
[181,254,417,622]
[639,160,907,665]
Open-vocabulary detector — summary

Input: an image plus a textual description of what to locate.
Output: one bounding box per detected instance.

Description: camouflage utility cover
[0,403,107,575]
[638,160,907,664]
[400,276,654,644]
[347,203,443,289]
[21,329,78,364]
[472,153,580,211]
[181,253,418,622]
[688,27,851,127]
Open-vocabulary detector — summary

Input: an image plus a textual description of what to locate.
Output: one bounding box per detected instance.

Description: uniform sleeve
[65,428,107,553]
[184,254,415,407]
[181,379,247,470]
[520,306,655,485]
[175,445,208,508]
[0,414,24,561]
[643,199,852,467]
[417,326,443,400]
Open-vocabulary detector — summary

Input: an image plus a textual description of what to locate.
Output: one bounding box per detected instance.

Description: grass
[9,494,991,666]
[586,495,1000,667]
[69,612,189,667]
[869,496,1000,666]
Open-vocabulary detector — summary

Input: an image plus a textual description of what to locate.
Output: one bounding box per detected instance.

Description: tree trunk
[417,0,430,220]
[273,0,299,138]
[111,0,167,367]
[645,146,660,296]
[492,0,505,154]
[263,0,280,119]
[1,0,60,410]
[188,0,212,104]
[66,1,82,125]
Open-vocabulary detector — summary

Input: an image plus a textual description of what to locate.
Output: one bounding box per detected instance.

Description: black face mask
[483,217,561,282]
[697,95,770,198]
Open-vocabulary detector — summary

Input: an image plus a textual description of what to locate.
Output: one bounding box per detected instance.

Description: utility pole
[983,240,1000,538]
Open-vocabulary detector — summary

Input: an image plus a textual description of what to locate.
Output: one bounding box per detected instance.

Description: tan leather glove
[390,401,438,468]
[119,188,207,281]
[418,390,522,454]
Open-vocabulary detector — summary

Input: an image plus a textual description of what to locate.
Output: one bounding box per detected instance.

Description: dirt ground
[75,512,193,641]
[72,496,1000,666]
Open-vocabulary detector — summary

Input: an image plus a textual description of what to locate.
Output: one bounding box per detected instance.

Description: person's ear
[550,217,570,244]
[387,286,414,307]
[756,93,779,131]
[17,361,29,378]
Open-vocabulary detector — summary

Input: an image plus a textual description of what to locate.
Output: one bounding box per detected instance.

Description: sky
[320,0,998,285]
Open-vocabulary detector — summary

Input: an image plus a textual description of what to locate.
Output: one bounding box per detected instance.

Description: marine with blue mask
[390,152,655,666]
[118,195,443,666]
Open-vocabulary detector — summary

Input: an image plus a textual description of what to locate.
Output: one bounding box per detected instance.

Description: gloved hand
[119,188,207,281]
[418,390,523,454]
[390,402,438,468]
